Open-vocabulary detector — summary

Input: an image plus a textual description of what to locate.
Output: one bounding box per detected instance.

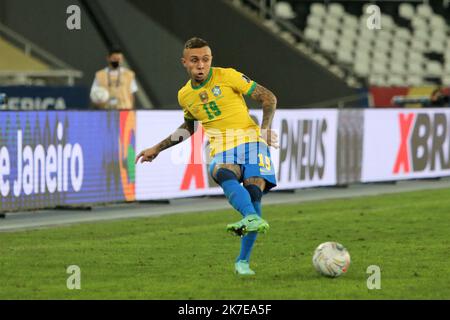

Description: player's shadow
[274,271,363,284]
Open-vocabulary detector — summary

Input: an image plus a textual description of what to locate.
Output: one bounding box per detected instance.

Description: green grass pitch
[0,188,449,299]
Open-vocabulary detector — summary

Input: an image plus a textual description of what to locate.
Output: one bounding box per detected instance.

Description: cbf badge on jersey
[199,90,209,103]
[212,86,221,97]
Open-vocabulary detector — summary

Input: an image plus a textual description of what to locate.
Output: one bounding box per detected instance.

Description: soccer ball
[90,86,110,104]
[312,242,351,277]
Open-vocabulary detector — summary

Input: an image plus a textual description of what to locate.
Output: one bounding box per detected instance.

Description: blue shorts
[209,142,277,193]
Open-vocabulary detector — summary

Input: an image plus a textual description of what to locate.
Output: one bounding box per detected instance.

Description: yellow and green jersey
[178,67,264,156]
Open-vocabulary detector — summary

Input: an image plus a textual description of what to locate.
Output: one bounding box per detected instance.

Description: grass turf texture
[0,188,449,299]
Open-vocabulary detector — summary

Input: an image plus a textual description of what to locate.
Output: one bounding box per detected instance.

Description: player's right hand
[135,147,159,164]
[261,129,279,149]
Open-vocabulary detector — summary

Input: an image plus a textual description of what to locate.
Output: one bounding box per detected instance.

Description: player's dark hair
[184,37,209,49]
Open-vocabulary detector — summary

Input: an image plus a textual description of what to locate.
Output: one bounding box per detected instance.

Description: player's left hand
[261,129,279,149]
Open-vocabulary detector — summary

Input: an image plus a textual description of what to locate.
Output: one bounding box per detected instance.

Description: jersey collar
[191,68,213,90]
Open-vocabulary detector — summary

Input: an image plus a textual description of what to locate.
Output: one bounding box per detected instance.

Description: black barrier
[0,86,89,110]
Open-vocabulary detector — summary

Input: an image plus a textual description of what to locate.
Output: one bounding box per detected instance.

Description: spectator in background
[430,87,450,107]
[393,87,450,108]
[91,47,138,109]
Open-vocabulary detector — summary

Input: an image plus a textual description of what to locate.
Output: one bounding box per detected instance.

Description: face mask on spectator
[110,61,120,69]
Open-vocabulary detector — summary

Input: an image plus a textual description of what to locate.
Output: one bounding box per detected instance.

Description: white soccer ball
[90,86,110,104]
[312,242,351,277]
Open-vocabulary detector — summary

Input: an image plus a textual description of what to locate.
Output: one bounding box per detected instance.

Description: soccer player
[135,37,278,275]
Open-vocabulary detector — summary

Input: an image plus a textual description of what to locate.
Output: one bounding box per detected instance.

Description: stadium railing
[0,22,82,86]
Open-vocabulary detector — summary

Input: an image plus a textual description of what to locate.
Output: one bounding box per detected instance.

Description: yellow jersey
[178,67,264,156]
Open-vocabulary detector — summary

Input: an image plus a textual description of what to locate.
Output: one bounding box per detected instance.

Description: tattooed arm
[135,118,196,163]
[157,118,196,152]
[250,84,279,148]
[250,84,277,129]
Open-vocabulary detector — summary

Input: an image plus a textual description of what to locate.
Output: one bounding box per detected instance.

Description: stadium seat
[338,37,355,52]
[392,39,409,53]
[417,3,433,19]
[274,1,296,19]
[322,29,338,41]
[387,75,405,86]
[306,15,323,29]
[414,29,429,43]
[399,3,415,19]
[394,28,412,42]
[310,2,326,17]
[408,51,425,64]
[377,29,393,43]
[369,74,387,86]
[341,28,358,43]
[373,49,388,62]
[444,51,450,64]
[371,61,388,75]
[406,75,423,86]
[359,14,372,29]
[355,53,370,64]
[380,14,395,30]
[342,14,359,29]
[411,17,428,31]
[304,27,321,42]
[431,30,447,42]
[324,15,341,30]
[444,62,450,73]
[358,28,376,42]
[425,61,442,77]
[373,38,391,54]
[354,61,370,77]
[362,3,375,15]
[408,63,425,75]
[429,39,445,53]
[329,3,345,18]
[354,48,371,61]
[355,38,372,53]
[391,50,406,62]
[390,60,406,75]
[337,49,353,65]
[442,75,450,86]
[320,37,337,53]
[410,38,427,52]
[429,15,447,29]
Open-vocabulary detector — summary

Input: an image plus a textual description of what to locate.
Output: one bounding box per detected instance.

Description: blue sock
[252,201,261,216]
[216,169,256,217]
[237,185,263,262]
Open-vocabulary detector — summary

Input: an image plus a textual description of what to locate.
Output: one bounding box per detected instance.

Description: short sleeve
[183,108,195,121]
[130,79,138,93]
[178,90,195,120]
[90,78,99,94]
[226,68,257,96]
